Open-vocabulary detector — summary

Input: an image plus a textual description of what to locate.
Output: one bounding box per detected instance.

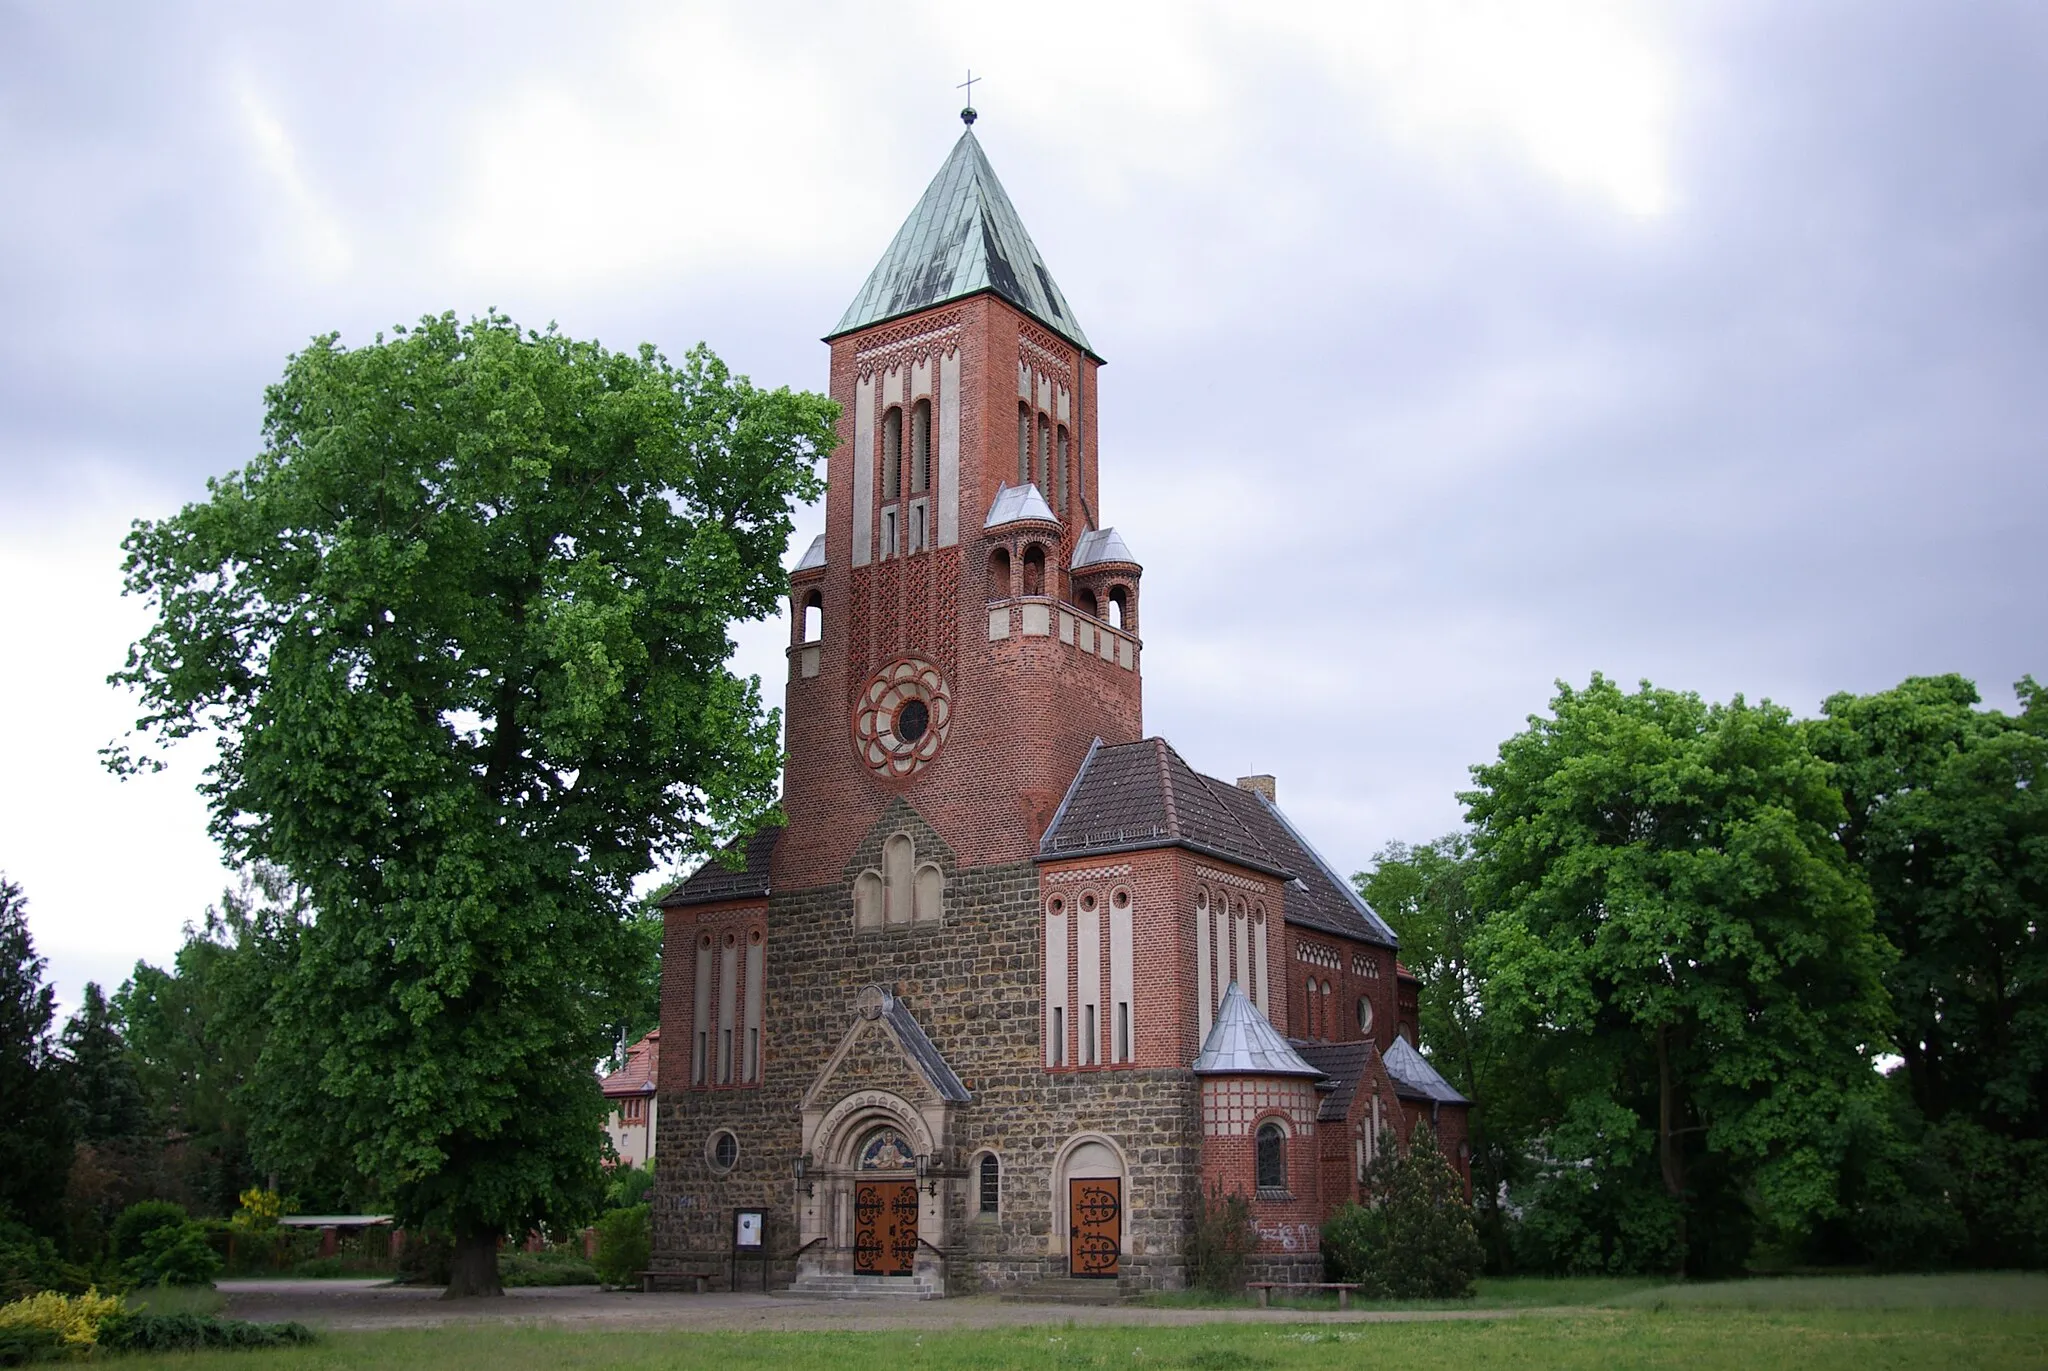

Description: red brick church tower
[650,113,1467,1296]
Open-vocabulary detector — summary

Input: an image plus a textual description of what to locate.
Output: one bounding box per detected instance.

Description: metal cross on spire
[958,69,980,125]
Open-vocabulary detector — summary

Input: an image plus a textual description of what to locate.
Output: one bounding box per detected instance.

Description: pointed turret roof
[831,130,1092,354]
[1193,983,1324,1078]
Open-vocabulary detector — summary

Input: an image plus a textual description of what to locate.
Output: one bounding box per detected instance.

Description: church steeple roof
[831,130,1092,354]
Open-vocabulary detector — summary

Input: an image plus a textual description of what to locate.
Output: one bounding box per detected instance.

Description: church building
[651,115,1468,1296]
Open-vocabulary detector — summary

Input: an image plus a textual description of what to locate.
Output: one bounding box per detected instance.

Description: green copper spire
[831,129,1092,354]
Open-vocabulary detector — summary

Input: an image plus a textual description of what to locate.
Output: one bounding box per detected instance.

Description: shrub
[1187,1184,1256,1295]
[96,1312,315,1352]
[1323,1127,1482,1299]
[606,1162,655,1210]
[593,1205,649,1289]
[0,1323,61,1366]
[109,1202,188,1263]
[0,1226,88,1304]
[0,1288,125,1352]
[126,1221,221,1287]
[501,1251,600,1287]
[228,1189,282,1233]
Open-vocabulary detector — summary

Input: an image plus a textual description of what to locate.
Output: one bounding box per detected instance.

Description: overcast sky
[4,1,2044,1013]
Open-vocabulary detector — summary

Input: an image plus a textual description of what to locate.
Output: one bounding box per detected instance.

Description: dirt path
[217,1280,1531,1333]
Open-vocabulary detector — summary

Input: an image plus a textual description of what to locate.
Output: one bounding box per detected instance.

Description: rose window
[853,659,951,777]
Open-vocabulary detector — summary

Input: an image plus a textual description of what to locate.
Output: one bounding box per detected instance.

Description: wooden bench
[635,1269,710,1293]
[1247,1281,1362,1310]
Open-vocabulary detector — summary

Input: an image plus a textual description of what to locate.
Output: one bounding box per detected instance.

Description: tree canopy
[1463,675,1892,1274]
[110,313,833,1293]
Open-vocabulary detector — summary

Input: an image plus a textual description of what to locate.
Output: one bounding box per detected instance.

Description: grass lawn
[109,1274,2046,1368]
[97,1309,2046,1370]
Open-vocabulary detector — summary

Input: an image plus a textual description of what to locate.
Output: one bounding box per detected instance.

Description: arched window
[978,1153,1000,1214]
[1038,417,1052,491]
[854,870,884,930]
[1105,587,1125,630]
[802,590,822,643]
[884,834,914,925]
[1056,425,1070,511]
[1017,404,1031,485]
[910,400,931,494]
[989,547,1012,599]
[914,863,943,924]
[1306,978,1319,1039]
[1022,544,1046,597]
[1256,1121,1287,1192]
[1077,588,1098,617]
[882,407,903,500]
[1357,995,1374,1036]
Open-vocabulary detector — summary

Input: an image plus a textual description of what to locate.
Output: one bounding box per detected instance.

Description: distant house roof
[1039,737,1286,876]
[1383,1036,1468,1105]
[600,1030,659,1098]
[830,129,1093,355]
[1039,739,1396,949]
[1193,982,1324,1078]
[1070,527,1137,570]
[985,482,1060,529]
[793,534,826,572]
[657,826,782,908]
[1293,1039,1379,1122]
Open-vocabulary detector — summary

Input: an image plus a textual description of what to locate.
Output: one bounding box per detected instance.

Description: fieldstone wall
[655,801,1203,1293]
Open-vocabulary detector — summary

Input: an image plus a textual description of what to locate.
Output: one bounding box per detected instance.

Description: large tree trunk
[1657,1024,1687,1276]
[443,1231,504,1299]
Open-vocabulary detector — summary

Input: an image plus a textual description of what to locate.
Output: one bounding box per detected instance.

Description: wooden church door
[853,1180,918,1275]
[1067,1178,1122,1278]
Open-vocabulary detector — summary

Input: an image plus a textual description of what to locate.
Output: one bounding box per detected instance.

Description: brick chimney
[1235,774,1276,803]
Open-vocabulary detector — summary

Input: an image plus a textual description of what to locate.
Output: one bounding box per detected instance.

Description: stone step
[782,1276,941,1301]
[1000,1277,1129,1306]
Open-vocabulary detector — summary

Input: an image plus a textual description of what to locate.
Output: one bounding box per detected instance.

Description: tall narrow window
[882,407,903,500]
[979,1154,1000,1214]
[1038,417,1052,491]
[693,935,712,1085]
[1083,1004,1097,1065]
[911,400,931,494]
[1116,1002,1130,1062]
[802,590,822,643]
[1017,404,1031,485]
[1256,1122,1287,1192]
[1052,1006,1066,1066]
[1057,426,1070,511]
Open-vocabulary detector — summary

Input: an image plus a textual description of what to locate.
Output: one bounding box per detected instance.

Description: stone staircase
[782,1273,943,1301]
[1001,1276,1129,1306]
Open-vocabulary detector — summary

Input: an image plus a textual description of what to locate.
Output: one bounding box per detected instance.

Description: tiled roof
[830,130,1092,354]
[657,826,782,908]
[1193,983,1324,1078]
[1038,738,1286,876]
[600,1030,659,1098]
[1071,527,1137,569]
[984,482,1060,529]
[1383,1036,1468,1104]
[1211,784,1399,947]
[1292,1039,1378,1122]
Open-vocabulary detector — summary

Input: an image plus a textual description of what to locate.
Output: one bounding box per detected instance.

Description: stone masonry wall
[656,802,1204,1294]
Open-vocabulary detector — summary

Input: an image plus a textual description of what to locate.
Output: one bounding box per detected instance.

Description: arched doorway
[1054,1136,1127,1279]
[851,1125,919,1276]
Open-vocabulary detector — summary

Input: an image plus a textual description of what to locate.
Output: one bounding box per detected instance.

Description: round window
[895,698,930,743]
[708,1130,739,1173]
[1357,997,1374,1035]
[852,659,953,777]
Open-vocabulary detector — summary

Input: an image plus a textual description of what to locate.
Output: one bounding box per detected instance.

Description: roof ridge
[1153,737,1180,835]
[1168,746,1280,865]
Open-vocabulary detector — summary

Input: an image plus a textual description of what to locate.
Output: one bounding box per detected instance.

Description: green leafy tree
[1465,676,1893,1274]
[0,877,72,1238]
[1323,1126,1481,1298]
[115,868,310,1216]
[109,313,833,1296]
[1807,674,2047,1136]
[58,984,148,1145]
[1354,836,1518,1265]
